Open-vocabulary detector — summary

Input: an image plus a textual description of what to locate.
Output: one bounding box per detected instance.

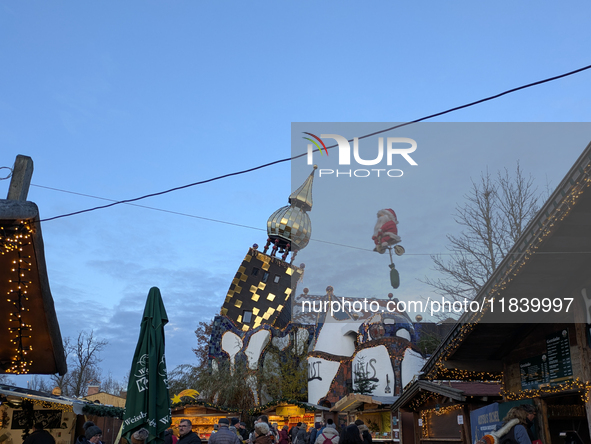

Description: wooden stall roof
[331,394,398,412]
[84,392,127,408]
[422,139,591,379]
[0,199,67,375]
[391,381,500,412]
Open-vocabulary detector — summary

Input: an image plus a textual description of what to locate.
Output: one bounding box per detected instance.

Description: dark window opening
[243,311,253,323]
[251,267,259,276]
[262,271,269,283]
[273,274,281,284]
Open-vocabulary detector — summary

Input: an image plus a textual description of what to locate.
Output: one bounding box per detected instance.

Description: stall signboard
[276,406,305,417]
[520,329,573,390]
[11,410,62,429]
[520,355,549,390]
[546,330,573,385]
[470,403,501,444]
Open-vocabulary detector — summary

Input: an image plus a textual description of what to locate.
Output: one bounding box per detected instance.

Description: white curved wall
[307,357,342,404]
[400,347,426,388]
[352,345,395,396]
[245,329,271,369]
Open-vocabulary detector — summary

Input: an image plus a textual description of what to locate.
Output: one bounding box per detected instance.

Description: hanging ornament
[372,208,405,290]
[389,264,400,289]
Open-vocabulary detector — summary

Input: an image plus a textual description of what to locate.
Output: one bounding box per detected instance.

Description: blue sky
[2,2,591,385]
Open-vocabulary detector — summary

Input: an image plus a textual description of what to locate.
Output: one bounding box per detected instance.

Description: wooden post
[7,155,34,201]
[534,398,551,444]
[573,287,591,441]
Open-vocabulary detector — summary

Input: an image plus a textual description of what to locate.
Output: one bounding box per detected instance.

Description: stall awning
[331,394,399,412]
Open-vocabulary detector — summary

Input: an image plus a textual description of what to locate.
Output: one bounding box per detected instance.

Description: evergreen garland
[82,404,125,419]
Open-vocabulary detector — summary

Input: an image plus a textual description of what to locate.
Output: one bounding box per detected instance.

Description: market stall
[331,394,398,442]
[257,402,327,431]
[171,403,233,441]
[0,384,84,444]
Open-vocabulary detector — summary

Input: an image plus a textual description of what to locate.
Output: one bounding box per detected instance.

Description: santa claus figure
[372,208,401,254]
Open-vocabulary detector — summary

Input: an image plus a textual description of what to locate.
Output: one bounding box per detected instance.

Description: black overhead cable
[38,62,591,223]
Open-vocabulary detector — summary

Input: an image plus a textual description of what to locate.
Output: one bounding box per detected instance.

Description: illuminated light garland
[420,404,463,438]
[29,398,73,412]
[500,378,591,403]
[2,222,34,374]
[425,165,591,381]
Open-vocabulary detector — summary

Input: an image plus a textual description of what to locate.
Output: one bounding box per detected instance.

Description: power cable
[38,62,591,223]
[32,184,591,256]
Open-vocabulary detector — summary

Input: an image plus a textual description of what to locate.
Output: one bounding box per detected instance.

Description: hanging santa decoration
[372,208,405,290]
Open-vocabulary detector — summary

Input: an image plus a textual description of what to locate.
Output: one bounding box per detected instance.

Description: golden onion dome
[266,166,316,251]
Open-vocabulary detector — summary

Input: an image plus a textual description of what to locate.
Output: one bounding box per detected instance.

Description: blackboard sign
[11,410,62,430]
[520,354,549,390]
[546,329,573,384]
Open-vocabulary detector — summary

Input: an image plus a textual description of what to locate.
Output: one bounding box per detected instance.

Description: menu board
[546,329,573,384]
[520,329,573,390]
[520,354,549,390]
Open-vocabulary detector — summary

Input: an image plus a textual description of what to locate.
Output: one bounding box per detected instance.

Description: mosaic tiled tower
[220,166,316,331]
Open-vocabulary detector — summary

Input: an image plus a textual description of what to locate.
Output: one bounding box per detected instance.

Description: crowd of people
[172,415,375,444]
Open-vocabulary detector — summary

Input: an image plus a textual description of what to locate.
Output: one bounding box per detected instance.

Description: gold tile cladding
[244,254,252,262]
[252,294,260,302]
[286,268,294,276]
[267,293,276,301]
[237,315,242,323]
[242,325,249,332]
[252,307,260,315]
[238,266,246,274]
[284,288,292,295]
[234,299,243,308]
[258,282,266,290]
[239,274,248,282]
[235,285,242,293]
[250,285,258,293]
[221,308,228,315]
[232,277,239,286]
[277,304,284,312]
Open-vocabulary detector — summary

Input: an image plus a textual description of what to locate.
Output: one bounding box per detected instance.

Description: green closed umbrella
[121,287,171,444]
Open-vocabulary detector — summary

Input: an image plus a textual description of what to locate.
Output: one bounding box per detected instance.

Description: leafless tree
[423,163,540,304]
[0,374,14,385]
[27,375,50,392]
[50,331,108,397]
[100,372,125,396]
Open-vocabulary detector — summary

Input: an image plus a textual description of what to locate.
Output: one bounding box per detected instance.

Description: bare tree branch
[422,163,540,314]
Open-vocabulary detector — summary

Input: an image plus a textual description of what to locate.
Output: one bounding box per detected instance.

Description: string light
[420,404,463,438]
[1,221,34,374]
[500,378,591,404]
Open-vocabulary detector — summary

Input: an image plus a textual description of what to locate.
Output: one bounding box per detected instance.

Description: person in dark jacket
[308,423,319,444]
[353,421,371,444]
[338,425,363,444]
[295,425,308,444]
[178,420,202,444]
[278,426,289,444]
[238,422,249,441]
[23,423,56,444]
[289,423,301,443]
[209,418,241,444]
[164,429,178,444]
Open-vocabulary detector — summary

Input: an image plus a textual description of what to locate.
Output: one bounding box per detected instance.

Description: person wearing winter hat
[253,423,273,444]
[85,426,103,444]
[209,418,241,444]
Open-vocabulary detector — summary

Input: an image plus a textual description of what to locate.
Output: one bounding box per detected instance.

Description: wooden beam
[443,359,503,372]
[7,155,34,201]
